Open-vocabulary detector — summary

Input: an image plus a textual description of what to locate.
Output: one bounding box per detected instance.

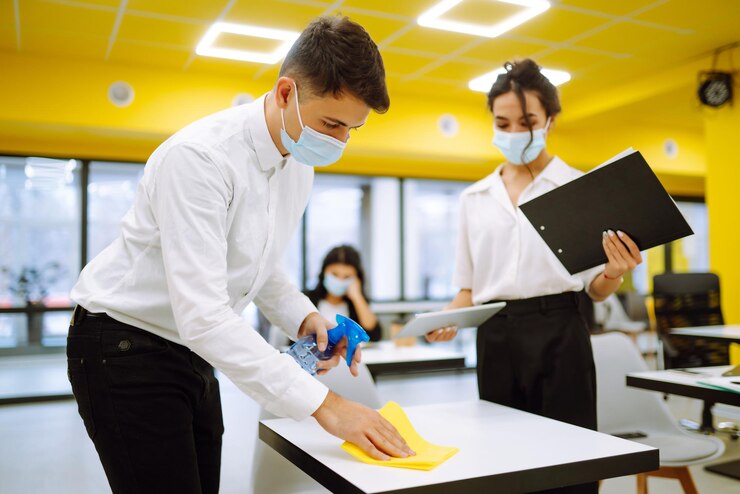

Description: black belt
[71,305,110,326]
[485,291,581,316]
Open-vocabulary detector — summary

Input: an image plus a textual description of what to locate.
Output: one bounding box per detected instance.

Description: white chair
[591,332,725,494]
[251,360,382,494]
[594,294,647,344]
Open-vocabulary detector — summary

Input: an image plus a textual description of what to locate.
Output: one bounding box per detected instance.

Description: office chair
[652,272,735,436]
[653,272,728,369]
[592,333,725,494]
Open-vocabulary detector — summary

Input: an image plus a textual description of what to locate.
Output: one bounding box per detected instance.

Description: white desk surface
[260,400,657,494]
[669,325,740,341]
[360,341,465,365]
[627,366,740,406]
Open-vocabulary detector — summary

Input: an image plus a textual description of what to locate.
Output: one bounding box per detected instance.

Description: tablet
[393,303,506,339]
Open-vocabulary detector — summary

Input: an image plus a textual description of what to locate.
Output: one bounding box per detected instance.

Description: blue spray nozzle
[327,314,369,366]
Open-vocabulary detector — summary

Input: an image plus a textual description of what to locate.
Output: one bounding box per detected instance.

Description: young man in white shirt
[68,16,413,494]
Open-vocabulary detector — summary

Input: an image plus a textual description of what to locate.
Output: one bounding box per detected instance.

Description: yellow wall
[705,103,740,323]
[0,51,705,193]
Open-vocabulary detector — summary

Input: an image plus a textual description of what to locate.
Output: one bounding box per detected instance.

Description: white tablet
[394,302,506,339]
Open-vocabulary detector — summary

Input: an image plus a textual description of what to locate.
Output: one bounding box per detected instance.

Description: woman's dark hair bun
[487,58,561,119]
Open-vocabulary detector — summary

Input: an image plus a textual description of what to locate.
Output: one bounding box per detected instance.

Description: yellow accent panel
[704,56,740,323]
[223,2,327,32]
[23,0,116,37]
[108,40,192,69]
[331,11,408,41]
[117,14,207,47]
[21,30,109,59]
[461,36,547,62]
[386,26,478,55]
[425,60,490,82]
[558,0,657,16]
[126,0,227,20]
[509,7,608,43]
[342,0,442,18]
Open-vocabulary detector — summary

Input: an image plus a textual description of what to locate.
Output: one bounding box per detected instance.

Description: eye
[322,121,340,129]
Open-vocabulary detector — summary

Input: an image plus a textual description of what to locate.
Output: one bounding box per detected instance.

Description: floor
[1,339,739,493]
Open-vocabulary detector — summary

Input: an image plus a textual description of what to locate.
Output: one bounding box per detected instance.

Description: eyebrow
[323,116,366,129]
[495,113,540,121]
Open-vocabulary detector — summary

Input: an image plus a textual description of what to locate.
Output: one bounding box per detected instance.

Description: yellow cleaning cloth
[341,401,459,471]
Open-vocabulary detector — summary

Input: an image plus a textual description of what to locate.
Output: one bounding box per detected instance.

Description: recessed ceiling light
[196,22,300,64]
[418,0,550,38]
[468,67,571,92]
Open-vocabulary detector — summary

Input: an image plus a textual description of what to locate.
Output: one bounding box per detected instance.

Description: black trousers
[477,292,598,494]
[67,307,224,494]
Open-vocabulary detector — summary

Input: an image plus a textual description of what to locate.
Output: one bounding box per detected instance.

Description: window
[305,175,400,300]
[0,156,81,346]
[672,201,709,272]
[87,162,145,260]
[403,179,470,300]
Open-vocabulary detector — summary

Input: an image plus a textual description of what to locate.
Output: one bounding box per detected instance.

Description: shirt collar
[467,156,571,194]
[246,93,287,171]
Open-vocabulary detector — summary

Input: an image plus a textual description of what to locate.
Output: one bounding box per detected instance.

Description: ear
[275,76,295,110]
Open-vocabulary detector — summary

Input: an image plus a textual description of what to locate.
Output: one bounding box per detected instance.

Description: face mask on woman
[492,118,550,165]
[323,273,353,297]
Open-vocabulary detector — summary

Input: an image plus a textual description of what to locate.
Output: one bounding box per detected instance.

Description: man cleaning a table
[68,15,413,494]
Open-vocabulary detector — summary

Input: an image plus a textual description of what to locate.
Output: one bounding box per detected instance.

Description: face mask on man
[492,118,550,165]
[280,82,347,167]
[323,273,353,297]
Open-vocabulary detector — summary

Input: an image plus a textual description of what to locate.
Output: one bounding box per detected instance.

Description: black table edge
[626,375,740,407]
[259,422,658,494]
[366,357,467,378]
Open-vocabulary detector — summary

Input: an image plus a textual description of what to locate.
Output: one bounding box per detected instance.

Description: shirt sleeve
[254,266,318,341]
[453,195,474,290]
[576,264,606,298]
[150,143,327,420]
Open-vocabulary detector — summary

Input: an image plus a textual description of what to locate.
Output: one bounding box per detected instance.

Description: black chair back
[653,272,728,368]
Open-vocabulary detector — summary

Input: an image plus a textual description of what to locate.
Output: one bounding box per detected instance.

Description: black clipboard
[519,150,694,274]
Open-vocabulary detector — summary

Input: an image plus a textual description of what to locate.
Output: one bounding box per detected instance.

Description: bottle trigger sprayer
[287,314,369,375]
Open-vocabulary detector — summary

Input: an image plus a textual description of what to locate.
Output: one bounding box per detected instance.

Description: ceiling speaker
[697,71,733,108]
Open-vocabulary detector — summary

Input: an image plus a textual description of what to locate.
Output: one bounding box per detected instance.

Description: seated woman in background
[306,245,382,342]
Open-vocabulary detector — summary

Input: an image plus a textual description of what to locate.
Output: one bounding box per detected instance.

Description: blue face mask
[280,83,347,167]
[323,273,353,297]
[492,118,550,165]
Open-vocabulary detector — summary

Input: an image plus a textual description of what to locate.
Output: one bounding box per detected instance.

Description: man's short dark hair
[279,15,390,113]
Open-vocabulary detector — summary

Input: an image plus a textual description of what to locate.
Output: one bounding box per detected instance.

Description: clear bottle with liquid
[287,314,369,375]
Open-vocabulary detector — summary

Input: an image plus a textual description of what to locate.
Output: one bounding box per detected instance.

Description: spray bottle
[287,314,369,375]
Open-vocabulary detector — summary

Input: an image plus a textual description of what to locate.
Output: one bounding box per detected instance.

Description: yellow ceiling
[1,0,738,125]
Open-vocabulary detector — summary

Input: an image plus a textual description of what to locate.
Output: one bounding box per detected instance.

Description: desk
[670,325,740,343]
[361,342,467,378]
[627,366,740,480]
[259,400,658,494]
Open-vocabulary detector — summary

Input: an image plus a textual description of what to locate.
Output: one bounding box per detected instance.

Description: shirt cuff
[266,361,329,420]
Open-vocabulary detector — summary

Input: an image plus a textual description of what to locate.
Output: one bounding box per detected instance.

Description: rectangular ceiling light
[196,22,300,64]
[418,0,550,38]
[468,67,571,92]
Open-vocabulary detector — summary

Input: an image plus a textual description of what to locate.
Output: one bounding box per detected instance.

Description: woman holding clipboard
[426,59,642,494]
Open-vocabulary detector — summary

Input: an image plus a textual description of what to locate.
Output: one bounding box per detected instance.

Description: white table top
[627,365,740,406]
[260,400,657,493]
[360,341,465,366]
[670,325,740,341]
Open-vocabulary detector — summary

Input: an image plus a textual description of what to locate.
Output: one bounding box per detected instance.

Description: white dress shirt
[453,156,604,305]
[71,95,328,420]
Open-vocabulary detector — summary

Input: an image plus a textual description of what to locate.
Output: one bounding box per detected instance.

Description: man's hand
[298,312,360,376]
[313,392,415,461]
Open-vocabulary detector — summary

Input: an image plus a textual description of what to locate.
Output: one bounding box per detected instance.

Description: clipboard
[519,150,694,274]
[394,303,506,339]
